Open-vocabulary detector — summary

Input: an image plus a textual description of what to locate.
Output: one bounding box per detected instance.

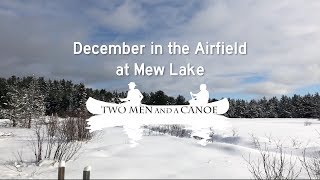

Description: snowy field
[0,118,319,179]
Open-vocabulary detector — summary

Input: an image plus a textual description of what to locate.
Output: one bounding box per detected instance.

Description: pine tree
[226,98,236,118]
[234,99,246,118]
[72,83,87,115]
[314,93,320,119]
[148,91,169,105]
[0,78,10,114]
[301,94,316,118]
[291,95,303,118]
[46,80,62,116]
[278,95,292,118]
[267,97,279,118]
[24,77,46,128]
[141,92,150,104]
[73,83,90,140]
[3,84,27,127]
[175,95,187,105]
[247,99,259,118]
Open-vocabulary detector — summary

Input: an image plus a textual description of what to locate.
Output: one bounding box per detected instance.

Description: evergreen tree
[291,95,303,118]
[247,99,259,118]
[226,98,236,118]
[175,95,187,105]
[148,91,169,105]
[234,99,246,118]
[73,83,87,115]
[314,93,320,118]
[0,78,9,109]
[278,95,293,118]
[141,92,150,104]
[301,94,316,118]
[267,97,279,118]
[3,84,27,127]
[24,77,46,128]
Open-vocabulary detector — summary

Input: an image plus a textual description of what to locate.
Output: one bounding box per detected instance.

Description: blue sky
[0,0,319,100]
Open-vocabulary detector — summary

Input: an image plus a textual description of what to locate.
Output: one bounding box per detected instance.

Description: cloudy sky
[0,0,319,100]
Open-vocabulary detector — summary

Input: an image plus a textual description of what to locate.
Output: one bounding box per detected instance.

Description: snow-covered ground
[0,118,319,179]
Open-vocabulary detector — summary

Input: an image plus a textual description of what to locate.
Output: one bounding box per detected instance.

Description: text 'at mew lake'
[117,63,205,76]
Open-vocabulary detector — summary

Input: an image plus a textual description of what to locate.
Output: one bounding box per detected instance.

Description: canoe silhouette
[86,97,229,115]
[85,97,230,133]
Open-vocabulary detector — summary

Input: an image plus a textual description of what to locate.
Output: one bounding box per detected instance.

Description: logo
[86,82,230,147]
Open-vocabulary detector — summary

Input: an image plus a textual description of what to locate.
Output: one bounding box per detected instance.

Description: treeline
[0,76,319,124]
[226,94,320,119]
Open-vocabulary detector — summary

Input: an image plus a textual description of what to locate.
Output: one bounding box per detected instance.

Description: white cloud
[88,1,145,33]
[244,82,292,96]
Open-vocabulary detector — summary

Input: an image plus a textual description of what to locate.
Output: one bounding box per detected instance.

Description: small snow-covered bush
[209,134,241,144]
[304,120,312,126]
[0,131,14,137]
[143,126,165,136]
[145,125,192,138]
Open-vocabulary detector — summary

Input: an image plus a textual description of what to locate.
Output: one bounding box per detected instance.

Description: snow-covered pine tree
[72,83,90,140]
[148,91,170,105]
[247,99,260,118]
[175,95,187,105]
[3,84,28,127]
[24,77,46,128]
[72,83,87,115]
[59,79,72,117]
[278,95,293,118]
[0,78,10,118]
[258,97,268,118]
[234,99,246,118]
[46,80,62,116]
[266,97,279,118]
[315,93,320,119]
[301,93,316,118]
[291,94,303,118]
[226,98,236,117]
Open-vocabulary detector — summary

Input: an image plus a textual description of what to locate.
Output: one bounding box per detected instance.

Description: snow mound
[0,131,14,137]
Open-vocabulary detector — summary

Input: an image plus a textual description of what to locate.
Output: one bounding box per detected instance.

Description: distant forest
[0,76,319,121]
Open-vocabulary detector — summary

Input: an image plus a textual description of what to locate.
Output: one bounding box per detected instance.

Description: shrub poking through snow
[300,146,320,179]
[29,115,92,164]
[145,125,192,138]
[244,136,302,180]
[304,120,312,126]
